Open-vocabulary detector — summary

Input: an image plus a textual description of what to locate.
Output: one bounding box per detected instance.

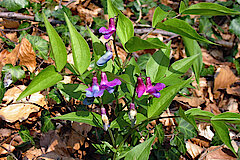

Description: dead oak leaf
[174,96,205,107]
[186,140,204,159]
[0,49,18,72]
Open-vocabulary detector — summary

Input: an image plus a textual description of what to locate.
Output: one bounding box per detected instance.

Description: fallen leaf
[38,152,75,160]
[0,49,18,72]
[186,140,204,159]
[200,146,236,160]
[0,85,46,123]
[226,98,239,113]
[0,128,12,137]
[204,101,221,115]
[213,66,239,92]
[227,86,240,97]
[23,146,43,159]
[174,96,205,107]
[0,144,15,154]
[2,19,20,29]
[6,32,18,42]
[198,124,214,141]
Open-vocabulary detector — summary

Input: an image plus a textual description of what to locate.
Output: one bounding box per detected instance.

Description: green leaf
[0,0,29,11]
[41,110,55,133]
[107,0,134,47]
[52,111,103,128]
[137,54,151,70]
[176,118,197,140]
[155,123,164,144]
[148,78,192,118]
[64,13,91,74]
[17,65,62,101]
[181,2,240,15]
[125,37,166,53]
[2,64,25,84]
[19,125,35,145]
[152,7,168,28]
[57,83,87,100]
[155,19,214,44]
[211,112,240,123]
[185,108,214,119]
[230,17,240,38]
[43,13,67,72]
[211,121,237,156]
[87,27,105,62]
[146,41,171,82]
[182,37,202,85]
[25,34,49,60]
[0,81,5,103]
[124,136,156,160]
[179,1,187,13]
[178,107,197,130]
[170,133,186,154]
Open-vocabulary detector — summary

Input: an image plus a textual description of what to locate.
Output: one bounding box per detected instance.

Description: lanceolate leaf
[107,0,134,47]
[41,110,55,133]
[52,111,103,128]
[125,37,166,53]
[180,2,240,15]
[124,136,156,160]
[19,125,35,145]
[211,112,240,123]
[17,65,62,101]
[170,133,186,154]
[152,7,168,28]
[155,19,214,44]
[211,121,237,156]
[43,13,67,72]
[65,14,91,74]
[185,108,214,119]
[182,36,202,85]
[148,78,192,118]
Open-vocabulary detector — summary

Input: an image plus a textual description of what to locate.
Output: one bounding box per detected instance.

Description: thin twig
[141,28,155,40]
[0,26,33,32]
[135,0,142,24]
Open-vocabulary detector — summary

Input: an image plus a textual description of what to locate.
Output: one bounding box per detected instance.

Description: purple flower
[99,18,116,39]
[136,77,166,98]
[101,107,109,131]
[100,72,121,93]
[85,76,104,98]
[97,44,113,66]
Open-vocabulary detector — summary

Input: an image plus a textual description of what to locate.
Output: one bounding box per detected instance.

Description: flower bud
[128,103,137,127]
[101,107,109,131]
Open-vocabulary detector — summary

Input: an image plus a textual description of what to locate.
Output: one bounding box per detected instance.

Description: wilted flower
[99,18,116,39]
[136,77,165,98]
[100,72,121,93]
[101,107,110,131]
[128,103,137,127]
[97,44,113,66]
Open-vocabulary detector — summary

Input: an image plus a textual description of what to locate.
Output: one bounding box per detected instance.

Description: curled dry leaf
[0,49,18,71]
[200,146,236,160]
[174,96,205,107]
[227,86,240,97]
[214,66,239,92]
[23,146,43,160]
[198,124,214,141]
[0,85,46,123]
[0,143,15,154]
[186,140,204,159]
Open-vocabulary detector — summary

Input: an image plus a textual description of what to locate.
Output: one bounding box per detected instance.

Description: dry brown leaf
[23,146,43,159]
[77,5,102,25]
[174,96,205,107]
[2,19,20,29]
[0,143,15,154]
[214,66,239,92]
[227,86,240,97]
[186,140,204,159]
[204,101,221,115]
[6,32,18,42]
[0,128,12,137]
[38,152,75,160]
[191,138,210,148]
[0,85,46,122]
[226,98,239,113]
[200,146,237,160]
[159,111,174,126]
[122,8,134,18]
[0,49,18,71]
[198,124,214,141]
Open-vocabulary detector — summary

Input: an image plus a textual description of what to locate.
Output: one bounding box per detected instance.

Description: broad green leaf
[17,65,62,101]
[146,41,171,82]
[179,1,187,13]
[52,111,103,128]
[181,2,240,15]
[170,133,186,154]
[137,54,151,70]
[155,123,164,144]
[182,37,202,85]
[166,147,181,160]
[152,7,168,28]
[57,83,87,100]
[176,118,197,140]
[124,136,156,160]
[0,0,29,11]
[163,54,199,81]
[155,19,214,44]
[2,64,25,84]
[107,0,134,47]
[211,121,236,156]
[178,107,197,130]
[211,112,240,123]
[43,14,67,72]
[148,78,192,118]
[19,125,35,145]
[87,27,105,62]
[230,17,240,38]
[185,108,214,121]
[41,110,55,133]
[25,34,49,60]
[64,14,90,74]
[125,37,166,53]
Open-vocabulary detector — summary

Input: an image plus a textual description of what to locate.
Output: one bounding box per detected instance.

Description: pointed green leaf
[17,65,62,101]
[181,2,240,15]
[43,13,67,72]
[52,111,103,128]
[155,19,214,44]
[179,1,187,13]
[125,37,166,53]
[124,136,156,160]
[176,118,197,140]
[152,7,168,28]
[211,121,237,156]
[170,133,186,154]
[41,110,56,133]
[148,78,192,118]
[107,0,134,46]
[212,112,240,123]
[182,37,202,85]
[155,123,164,144]
[19,125,35,145]
[64,14,90,74]
[178,107,198,130]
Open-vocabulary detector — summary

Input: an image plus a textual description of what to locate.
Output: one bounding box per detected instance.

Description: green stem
[142,28,155,39]
[108,129,116,147]
[113,34,122,68]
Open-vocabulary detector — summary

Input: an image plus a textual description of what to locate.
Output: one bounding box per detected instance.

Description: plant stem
[113,34,122,68]
[108,129,116,147]
[142,28,155,40]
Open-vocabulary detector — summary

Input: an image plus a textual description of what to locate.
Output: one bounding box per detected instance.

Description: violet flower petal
[136,77,146,98]
[98,18,116,40]
[97,51,113,66]
[99,27,108,34]
[154,83,166,90]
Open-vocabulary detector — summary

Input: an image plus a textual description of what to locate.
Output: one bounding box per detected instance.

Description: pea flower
[100,72,121,93]
[136,77,166,98]
[97,44,113,66]
[85,76,104,98]
[128,103,137,128]
[99,18,116,39]
[101,107,110,131]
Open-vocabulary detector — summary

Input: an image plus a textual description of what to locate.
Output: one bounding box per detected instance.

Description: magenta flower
[136,77,166,98]
[99,18,116,39]
[85,76,104,98]
[100,72,121,93]
[97,44,113,66]
[101,107,109,131]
